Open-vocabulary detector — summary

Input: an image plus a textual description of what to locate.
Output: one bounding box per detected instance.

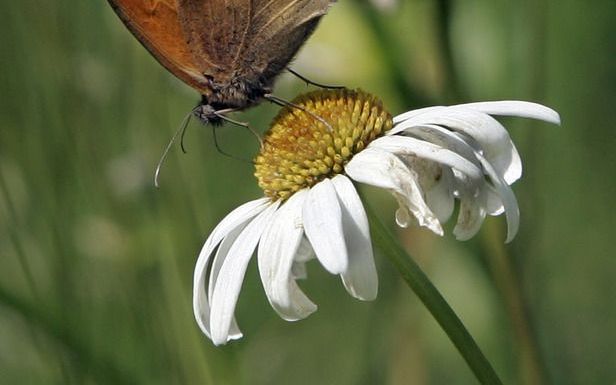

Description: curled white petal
[394,100,560,127]
[291,261,308,280]
[303,179,349,274]
[370,135,483,180]
[425,167,455,223]
[476,153,520,243]
[258,190,317,321]
[193,198,270,339]
[289,236,315,280]
[209,202,280,345]
[458,101,561,125]
[208,225,245,340]
[402,124,511,216]
[331,175,378,301]
[345,147,443,235]
[194,198,270,282]
[394,108,521,184]
[294,236,316,263]
[485,187,505,216]
[393,106,446,124]
[453,191,488,241]
[395,124,480,167]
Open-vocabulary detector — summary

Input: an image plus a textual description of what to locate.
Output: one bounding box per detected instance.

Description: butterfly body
[107,0,335,123]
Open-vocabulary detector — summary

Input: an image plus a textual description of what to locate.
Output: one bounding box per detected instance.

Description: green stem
[482,228,546,385]
[365,204,503,385]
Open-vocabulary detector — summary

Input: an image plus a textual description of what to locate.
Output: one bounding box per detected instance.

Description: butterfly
[107,0,337,124]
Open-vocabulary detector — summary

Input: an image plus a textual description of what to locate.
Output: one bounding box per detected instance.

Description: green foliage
[0,1,614,384]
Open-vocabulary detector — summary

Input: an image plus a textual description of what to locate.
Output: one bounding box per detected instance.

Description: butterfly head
[193,103,224,126]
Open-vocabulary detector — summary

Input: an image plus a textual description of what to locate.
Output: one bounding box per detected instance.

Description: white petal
[208,225,245,339]
[453,192,487,241]
[258,190,317,321]
[331,175,378,301]
[457,101,561,125]
[291,262,308,280]
[476,153,520,243]
[370,135,483,180]
[345,147,443,235]
[393,106,446,124]
[390,108,522,184]
[393,101,560,127]
[397,124,480,168]
[485,186,505,215]
[425,167,455,223]
[290,236,315,280]
[194,198,270,282]
[399,125,507,217]
[193,198,270,339]
[303,179,349,274]
[209,202,280,345]
[395,200,412,228]
[294,236,316,263]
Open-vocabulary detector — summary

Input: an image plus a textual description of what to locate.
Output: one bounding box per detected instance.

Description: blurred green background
[1,0,614,384]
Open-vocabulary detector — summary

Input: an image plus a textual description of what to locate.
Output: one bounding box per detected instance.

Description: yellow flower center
[254,89,393,200]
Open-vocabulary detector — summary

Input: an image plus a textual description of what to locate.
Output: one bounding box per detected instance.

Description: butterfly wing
[245,0,337,82]
[177,0,336,84]
[107,0,212,94]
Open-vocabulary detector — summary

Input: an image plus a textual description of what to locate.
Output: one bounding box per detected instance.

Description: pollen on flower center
[254,89,393,200]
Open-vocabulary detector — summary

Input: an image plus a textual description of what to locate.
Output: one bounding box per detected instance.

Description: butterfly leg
[287,67,345,90]
[214,109,263,149]
[264,94,334,133]
[208,125,256,164]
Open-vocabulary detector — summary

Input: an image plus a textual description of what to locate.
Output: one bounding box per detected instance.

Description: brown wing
[107,0,212,95]
[177,0,336,84]
[245,0,337,81]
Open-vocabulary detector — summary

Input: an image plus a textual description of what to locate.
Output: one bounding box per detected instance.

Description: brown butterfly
[107,0,337,124]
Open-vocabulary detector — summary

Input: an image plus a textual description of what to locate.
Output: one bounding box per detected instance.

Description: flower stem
[365,203,503,385]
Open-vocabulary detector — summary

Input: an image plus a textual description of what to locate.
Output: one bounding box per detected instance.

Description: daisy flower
[194,89,560,345]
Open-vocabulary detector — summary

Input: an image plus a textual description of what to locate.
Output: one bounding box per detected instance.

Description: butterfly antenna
[154,109,194,188]
[264,94,334,133]
[214,109,263,149]
[287,67,344,89]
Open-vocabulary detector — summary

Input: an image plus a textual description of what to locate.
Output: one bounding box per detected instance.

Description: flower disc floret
[255,89,393,200]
